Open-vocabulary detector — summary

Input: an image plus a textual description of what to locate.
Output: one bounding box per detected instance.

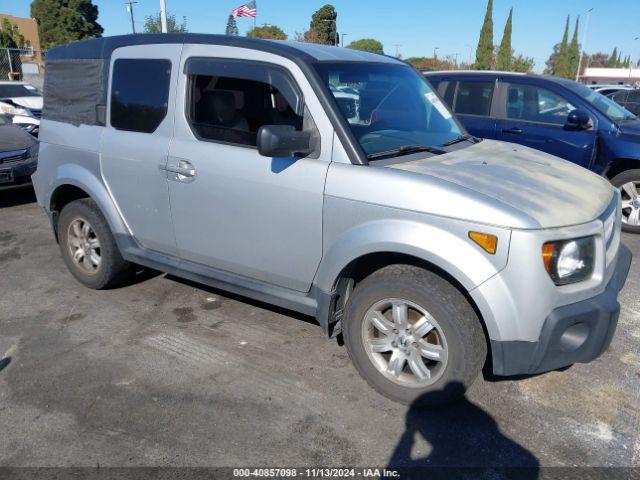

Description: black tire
[610,169,640,233]
[57,198,132,289]
[342,265,486,407]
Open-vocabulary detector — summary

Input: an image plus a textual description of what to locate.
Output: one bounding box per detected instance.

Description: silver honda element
[32,34,631,406]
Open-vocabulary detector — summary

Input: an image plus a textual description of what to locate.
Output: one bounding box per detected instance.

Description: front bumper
[491,243,632,376]
[0,157,37,191]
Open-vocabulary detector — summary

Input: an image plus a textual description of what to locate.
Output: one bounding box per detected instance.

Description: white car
[588,84,634,97]
[0,81,43,136]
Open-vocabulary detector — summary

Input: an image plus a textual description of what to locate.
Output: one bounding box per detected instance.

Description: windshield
[0,84,41,98]
[314,62,464,157]
[568,82,636,122]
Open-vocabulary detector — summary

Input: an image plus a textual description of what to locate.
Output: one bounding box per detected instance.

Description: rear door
[433,76,498,139]
[494,79,597,168]
[101,44,182,255]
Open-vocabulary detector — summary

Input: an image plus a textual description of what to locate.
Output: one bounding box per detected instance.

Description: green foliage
[474,0,494,70]
[0,19,26,48]
[225,14,239,36]
[143,13,187,33]
[31,0,103,50]
[607,47,619,67]
[308,4,338,45]
[553,15,571,78]
[566,16,580,78]
[511,54,535,73]
[346,38,384,55]
[246,25,287,40]
[496,7,512,70]
[405,56,456,71]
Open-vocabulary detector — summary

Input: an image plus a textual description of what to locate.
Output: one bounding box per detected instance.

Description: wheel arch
[604,158,640,180]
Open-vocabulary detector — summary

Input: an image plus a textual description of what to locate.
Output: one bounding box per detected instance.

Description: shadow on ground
[388,382,539,479]
[0,186,36,208]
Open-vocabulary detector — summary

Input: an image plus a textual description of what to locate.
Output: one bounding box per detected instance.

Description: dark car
[608,89,640,116]
[424,71,640,232]
[0,114,38,191]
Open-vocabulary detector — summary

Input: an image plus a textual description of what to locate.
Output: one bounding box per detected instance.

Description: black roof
[422,69,584,87]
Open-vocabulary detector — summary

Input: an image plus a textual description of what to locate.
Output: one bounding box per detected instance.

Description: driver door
[495,80,597,168]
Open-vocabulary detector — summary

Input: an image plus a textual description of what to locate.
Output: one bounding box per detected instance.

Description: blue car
[423,71,640,232]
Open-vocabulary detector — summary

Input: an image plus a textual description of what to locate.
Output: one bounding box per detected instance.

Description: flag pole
[254,1,257,29]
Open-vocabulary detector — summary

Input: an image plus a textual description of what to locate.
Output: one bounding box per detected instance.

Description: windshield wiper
[366,144,447,161]
[441,133,479,146]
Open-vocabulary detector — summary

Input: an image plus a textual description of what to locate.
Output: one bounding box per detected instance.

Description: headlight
[542,236,595,285]
[0,101,29,116]
[26,143,39,159]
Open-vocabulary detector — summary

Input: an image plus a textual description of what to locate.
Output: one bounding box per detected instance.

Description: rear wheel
[342,265,487,407]
[611,169,640,233]
[58,198,131,289]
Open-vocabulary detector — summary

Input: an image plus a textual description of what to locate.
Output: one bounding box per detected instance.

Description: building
[0,13,44,81]
[580,67,640,87]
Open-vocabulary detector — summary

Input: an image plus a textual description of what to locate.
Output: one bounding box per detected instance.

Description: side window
[452,80,494,116]
[505,84,576,125]
[110,59,171,133]
[185,59,305,147]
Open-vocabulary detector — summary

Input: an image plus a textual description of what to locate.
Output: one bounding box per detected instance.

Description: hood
[7,96,43,110]
[0,125,37,151]
[389,140,614,229]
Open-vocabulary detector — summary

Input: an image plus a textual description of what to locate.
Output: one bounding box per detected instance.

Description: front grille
[0,149,27,165]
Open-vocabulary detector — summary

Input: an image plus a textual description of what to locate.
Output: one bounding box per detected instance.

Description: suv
[424,71,640,233]
[33,35,631,406]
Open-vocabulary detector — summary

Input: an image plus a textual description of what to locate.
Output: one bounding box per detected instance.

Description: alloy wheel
[67,217,101,274]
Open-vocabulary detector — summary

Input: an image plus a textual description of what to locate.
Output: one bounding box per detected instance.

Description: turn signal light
[469,231,497,254]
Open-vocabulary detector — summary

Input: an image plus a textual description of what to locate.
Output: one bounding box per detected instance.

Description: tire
[611,169,640,234]
[57,198,132,289]
[342,265,486,407]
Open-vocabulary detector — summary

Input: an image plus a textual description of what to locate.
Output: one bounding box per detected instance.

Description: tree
[31,0,103,50]
[496,7,512,70]
[567,16,580,79]
[246,25,287,40]
[554,15,571,78]
[143,13,187,33]
[225,14,239,36]
[346,38,384,55]
[474,0,494,70]
[607,48,618,67]
[307,4,338,45]
[405,56,456,71]
[0,19,26,48]
[511,54,535,73]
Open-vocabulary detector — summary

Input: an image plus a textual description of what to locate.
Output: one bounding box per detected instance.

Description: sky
[2,0,639,72]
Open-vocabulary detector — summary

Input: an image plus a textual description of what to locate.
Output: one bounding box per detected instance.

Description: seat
[200,90,249,131]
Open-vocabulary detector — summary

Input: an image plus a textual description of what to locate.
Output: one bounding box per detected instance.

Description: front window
[505,84,576,125]
[0,84,41,98]
[568,82,636,122]
[314,62,464,158]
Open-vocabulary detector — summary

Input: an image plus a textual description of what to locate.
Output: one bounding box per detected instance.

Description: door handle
[501,127,523,134]
[162,159,196,181]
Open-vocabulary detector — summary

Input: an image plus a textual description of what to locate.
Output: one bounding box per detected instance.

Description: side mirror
[257,125,313,158]
[567,109,591,130]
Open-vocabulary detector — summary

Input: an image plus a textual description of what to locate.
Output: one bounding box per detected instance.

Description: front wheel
[342,265,487,407]
[611,169,640,233]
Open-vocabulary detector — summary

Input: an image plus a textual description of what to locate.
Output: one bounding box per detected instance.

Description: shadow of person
[387,382,539,480]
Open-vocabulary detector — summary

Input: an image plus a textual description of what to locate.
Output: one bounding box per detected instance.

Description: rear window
[110,59,171,133]
[452,81,494,116]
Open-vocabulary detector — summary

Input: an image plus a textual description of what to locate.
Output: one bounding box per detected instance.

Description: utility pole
[160,0,168,33]
[452,52,459,68]
[125,1,138,34]
[576,7,593,82]
[341,33,348,47]
[433,47,439,59]
[392,44,402,58]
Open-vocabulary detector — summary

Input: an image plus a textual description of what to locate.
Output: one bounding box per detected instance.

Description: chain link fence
[0,47,45,89]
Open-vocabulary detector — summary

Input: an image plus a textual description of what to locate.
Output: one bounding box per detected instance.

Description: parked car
[424,71,640,232]
[588,84,634,97]
[608,89,640,116]
[0,113,38,191]
[0,81,42,136]
[33,35,630,406]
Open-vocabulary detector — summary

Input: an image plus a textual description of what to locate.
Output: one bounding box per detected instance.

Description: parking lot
[0,187,639,469]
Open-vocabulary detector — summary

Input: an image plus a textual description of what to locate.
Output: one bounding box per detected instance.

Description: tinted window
[564,82,636,122]
[0,84,40,98]
[187,72,303,147]
[110,59,171,133]
[452,81,494,116]
[505,84,575,125]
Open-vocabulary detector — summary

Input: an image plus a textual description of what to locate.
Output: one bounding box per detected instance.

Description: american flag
[232,1,257,17]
